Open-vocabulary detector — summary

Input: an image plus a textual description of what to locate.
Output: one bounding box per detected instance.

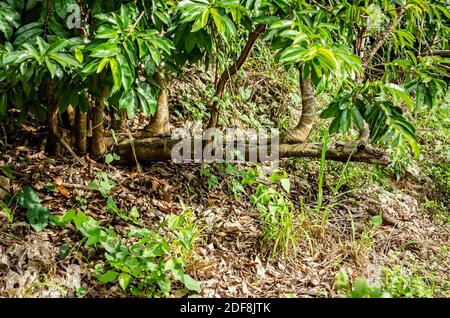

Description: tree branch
[111,137,390,166]
[363,8,405,69]
[208,24,267,129]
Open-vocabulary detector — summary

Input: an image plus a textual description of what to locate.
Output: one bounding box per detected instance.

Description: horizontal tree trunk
[419,50,450,57]
[111,137,390,166]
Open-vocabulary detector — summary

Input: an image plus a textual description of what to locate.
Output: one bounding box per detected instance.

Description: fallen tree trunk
[110,136,390,166]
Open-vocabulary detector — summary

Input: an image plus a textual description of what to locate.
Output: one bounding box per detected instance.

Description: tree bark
[62,105,75,130]
[111,136,390,166]
[208,24,266,129]
[91,89,108,158]
[46,100,59,155]
[419,50,450,57]
[144,72,170,136]
[43,79,59,155]
[74,107,87,155]
[282,70,316,143]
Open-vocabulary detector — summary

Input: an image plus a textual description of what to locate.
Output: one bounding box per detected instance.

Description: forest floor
[0,59,449,298]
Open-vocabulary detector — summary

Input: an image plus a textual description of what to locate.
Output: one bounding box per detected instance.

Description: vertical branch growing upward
[43,79,59,155]
[145,72,170,136]
[282,68,317,143]
[91,88,109,158]
[74,107,87,155]
[207,24,266,129]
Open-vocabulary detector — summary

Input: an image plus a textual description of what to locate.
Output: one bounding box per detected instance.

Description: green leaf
[45,57,59,78]
[49,53,81,68]
[221,14,236,37]
[118,273,131,291]
[109,58,121,92]
[95,25,118,39]
[46,39,70,54]
[148,46,161,66]
[340,109,351,132]
[279,46,306,65]
[90,43,120,58]
[320,102,340,119]
[116,53,134,91]
[119,89,136,112]
[26,206,50,232]
[105,153,114,164]
[329,116,341,134]
[183,274,201,292]
[18,186,41,210]
[351,107,364,130]
[136,82,157,116]
[0,16,13,40]
[1,204,14,223]
[96,57,110,73]
[385,83,413,110]
[123,40,138,66]
[352,278,370,298]
[23,43,44,64]
[191,9,209,32]
[98,270,119,284]
[280,178,290,193]
[211,9,226,36]
[13,22,43,46]
[75,48,83,63]
[130,207,139,218]
[3,51,33,65]
[59,243,71,260]
[0,2,20,39]
[82,60,100,75]
[54,0,70,19]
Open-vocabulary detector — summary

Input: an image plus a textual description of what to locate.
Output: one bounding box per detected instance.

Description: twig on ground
[126,128,142,173]
[60,138,87,168]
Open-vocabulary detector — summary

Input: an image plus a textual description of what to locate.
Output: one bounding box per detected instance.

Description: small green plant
[75,196,88,211]
[89,172,117,198]
[1,166,12,179]
[106,197,144,226]
[0,201,13,223]
[249,169,297,258]
[17,186,50,232]
[317,131,329,211]
[105,153,121,165]
[55,204,201,297]
[382,266,434,298]
[335,266,437,298]
[334,269,386,298]
[200,168,219,189]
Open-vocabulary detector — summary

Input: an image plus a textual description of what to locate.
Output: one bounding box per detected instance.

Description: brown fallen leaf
[56,185,70,197]
[54,177,63,185]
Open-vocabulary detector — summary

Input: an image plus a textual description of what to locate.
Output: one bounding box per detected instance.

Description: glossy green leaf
[90,43,120,58]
